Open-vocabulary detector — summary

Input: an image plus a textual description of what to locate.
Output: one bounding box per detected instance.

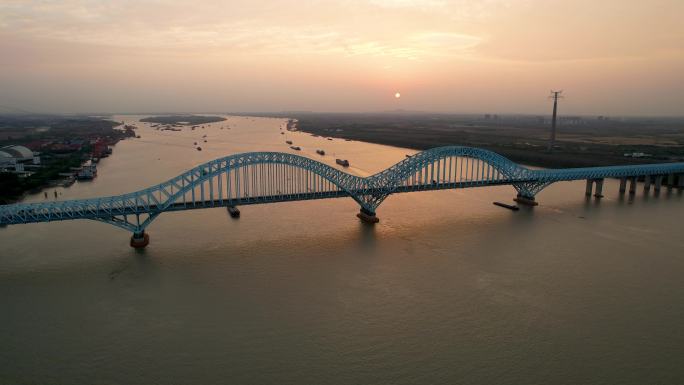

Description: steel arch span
[1,146,684,242]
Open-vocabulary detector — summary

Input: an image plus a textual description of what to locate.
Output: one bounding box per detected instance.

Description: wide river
[1,116,683,384]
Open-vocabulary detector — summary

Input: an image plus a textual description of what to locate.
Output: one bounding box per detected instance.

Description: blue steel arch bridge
[1,146,683,247]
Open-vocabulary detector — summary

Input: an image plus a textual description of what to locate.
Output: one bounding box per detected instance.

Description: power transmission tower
[547,90,563,151]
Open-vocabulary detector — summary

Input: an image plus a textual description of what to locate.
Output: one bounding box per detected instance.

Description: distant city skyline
[1,0,682,115]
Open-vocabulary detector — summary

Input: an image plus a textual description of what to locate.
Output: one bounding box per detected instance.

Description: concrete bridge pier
[514,194,538,206]
[585,179,593,197]
[357,207,379,224]
[667,174,675,189]
[654,175,663,193]
[130,230,150,248]
[619,178,627,195]
[629,177,637,195]
[593,179,604,198]
[643,175,652,193]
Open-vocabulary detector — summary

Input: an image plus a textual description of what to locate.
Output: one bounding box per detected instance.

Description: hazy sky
[1,0,682,115]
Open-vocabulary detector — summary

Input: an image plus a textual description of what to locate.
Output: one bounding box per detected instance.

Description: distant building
[0,145,34,162]
[0,145,40,173]
[0,150,14,167]
[559,116,583,126]
[624,152,651,158]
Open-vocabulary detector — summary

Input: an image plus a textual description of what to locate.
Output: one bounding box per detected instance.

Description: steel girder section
[160,152,370,212]
[512,181,552,198]
[379,146,530,184]
[92,212,160,233]
[532,163,684,181]
[0,152,365,225]
[376,146,532,204]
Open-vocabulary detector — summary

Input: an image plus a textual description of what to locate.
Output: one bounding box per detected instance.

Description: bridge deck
[0,179,530,225]
[1,146,683,232]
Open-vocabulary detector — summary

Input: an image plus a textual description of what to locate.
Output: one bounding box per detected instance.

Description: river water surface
[1,116,683,384]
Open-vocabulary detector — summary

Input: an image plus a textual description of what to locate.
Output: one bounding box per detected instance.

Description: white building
[0,145,39,172]
[0,150,14,167]
[0,145,35,162]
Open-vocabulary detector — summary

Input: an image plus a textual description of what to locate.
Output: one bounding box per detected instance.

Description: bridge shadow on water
[357,220,378,250]
[109,246,156,280]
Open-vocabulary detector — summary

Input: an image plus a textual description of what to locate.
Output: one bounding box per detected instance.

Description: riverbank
[273,112,684,169]
[140,115,226,125]
[0,115,135,204]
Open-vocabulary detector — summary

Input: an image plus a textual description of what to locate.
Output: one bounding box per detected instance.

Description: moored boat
[227,206,240,218]
[493,202,519,211]
[76,165,97,180]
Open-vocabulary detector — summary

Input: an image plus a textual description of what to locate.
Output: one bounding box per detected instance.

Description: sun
[395,92,401,99]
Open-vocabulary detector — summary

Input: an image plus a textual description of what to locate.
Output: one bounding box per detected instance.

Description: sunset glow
[0,0,682,114]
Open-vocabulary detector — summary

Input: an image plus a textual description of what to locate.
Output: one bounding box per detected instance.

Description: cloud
[368,0,447,9]
[411,32,481,51]
[0,1,485,60]
[1,0,682,114]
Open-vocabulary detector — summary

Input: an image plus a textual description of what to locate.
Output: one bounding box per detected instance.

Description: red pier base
[357,208,380,224]
[130,232,150,248]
